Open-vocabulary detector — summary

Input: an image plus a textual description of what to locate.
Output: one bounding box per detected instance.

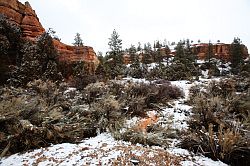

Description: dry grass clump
[121,126,175,148]
[181,78,250,165]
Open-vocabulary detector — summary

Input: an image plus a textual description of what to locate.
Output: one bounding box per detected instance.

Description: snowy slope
[0,133,227,166]
[0,78,228,166]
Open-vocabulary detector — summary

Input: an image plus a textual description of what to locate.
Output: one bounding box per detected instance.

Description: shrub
[0,14,22,85]
[0,81,95,157]
[83,82,106,104]
[181,78,250,165]
[90,95,124,134]
[157,83,184,101]
[74,75,97,90]
[127,83,157,98]
[126,96,147,117]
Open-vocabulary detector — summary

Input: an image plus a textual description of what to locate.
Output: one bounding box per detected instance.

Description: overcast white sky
[20,0,250,53]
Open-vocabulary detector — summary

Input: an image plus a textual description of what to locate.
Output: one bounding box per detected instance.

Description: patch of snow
[171,80,192,99]
[63,87,76,94]
[122,77,151,84]
[197,59,205,64]
[181,156,228,166]
[202,70,209,78]
[167,148,191,156]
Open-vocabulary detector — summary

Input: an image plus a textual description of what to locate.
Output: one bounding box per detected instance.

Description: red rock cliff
[192,43,249,60]
[0,0,99,73]
[0,0,45,39]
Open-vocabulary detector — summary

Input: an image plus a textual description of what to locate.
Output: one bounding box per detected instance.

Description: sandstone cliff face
[53,40,99,74]
[0,0,45,39]
[192,43,249,60]
[0,0,99,73]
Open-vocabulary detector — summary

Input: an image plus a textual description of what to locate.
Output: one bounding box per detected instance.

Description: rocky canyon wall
[0,0,99,74]
[192,43,249,60]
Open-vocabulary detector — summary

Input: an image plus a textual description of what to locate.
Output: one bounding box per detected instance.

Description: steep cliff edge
[0,0,99,73]
[0,0,45,38]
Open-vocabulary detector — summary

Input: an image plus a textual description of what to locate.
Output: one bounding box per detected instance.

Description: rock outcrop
[53,40,98,74]
[123,42,249,64]
[192,43,249,60]
[0,0,45,39]
[0,0,99,74]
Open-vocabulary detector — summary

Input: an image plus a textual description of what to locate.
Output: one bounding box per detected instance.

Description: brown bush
[182,78,250,165]
[127,83,157,98]
[157,83,184,101]
[0,81,96,157]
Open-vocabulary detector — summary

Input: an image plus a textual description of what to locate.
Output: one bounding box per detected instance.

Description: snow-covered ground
[0,78,228,166]
[0,133,227,166]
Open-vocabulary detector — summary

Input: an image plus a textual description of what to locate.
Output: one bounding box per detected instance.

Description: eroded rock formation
[124,43,249,64]
[192,43,249,60]
[53,40,98,74]
[0,0,45,39]
[0,0,99,74]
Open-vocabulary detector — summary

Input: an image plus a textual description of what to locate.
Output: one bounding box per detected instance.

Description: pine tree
[95,53,106,78]
[0,14,22,84]
[128,44,137,63]
[10,30,62,86]
[144,42,152,53]
[155,48,163,64]
[185,39,196,62]
[155,40,161,48]
[230,37,244,74]
[130,54,143,78]
[164,45,171,66]
[175,41,185,61]
[106,29,125,78]
[73,33,83,47]
[173,40,198,80]
[107,29,123,64]
[206,41,214,64]
[137,42,142,52]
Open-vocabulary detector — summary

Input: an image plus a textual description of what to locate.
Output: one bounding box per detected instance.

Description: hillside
[0,0,250,166]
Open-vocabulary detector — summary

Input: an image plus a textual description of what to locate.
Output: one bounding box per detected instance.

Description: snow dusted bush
[157,83,184,101]
[181,77,250,165]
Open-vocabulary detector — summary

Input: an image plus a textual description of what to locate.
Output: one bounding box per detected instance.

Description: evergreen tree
[95,52,108,79]
[73,33,83,47]
[107,29,123,65]
[173,40,198,80]
[155,48,163,64]
[230,37,244,74]
[144,42,152,53]
[106,29,125,78]
[155,40,161,48]
[128,44,137,62]
[10,30,62,86]
[0,14,22,84]
[130,55,144,78]
[175,41,185,61]
[206,41,214,64]
[185,39,197,71]
[164,45,171,66]
[141,53,152,64]
[137,42,142,52]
